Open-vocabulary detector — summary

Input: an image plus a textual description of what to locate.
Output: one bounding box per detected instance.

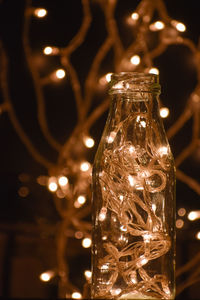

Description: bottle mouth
[109,72,160,94]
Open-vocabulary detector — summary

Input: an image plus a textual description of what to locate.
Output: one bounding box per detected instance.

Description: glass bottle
[91,72,176,299]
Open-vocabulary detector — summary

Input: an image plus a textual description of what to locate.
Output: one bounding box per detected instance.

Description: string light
[149,67,159,75]
[160,107,170,118]
[77,195,86,205]
[130,55,140,65]
[71,292,82,299]
[80,161,90,172]
[82,237,92,248]
[176,219,184,229]
[196,232,200,240]
[84,270,92,280]
[55,69,66,79]
[48,177,58,192]
[58,176,68,187]
[39,270,54,282]
[149,21,165,31]
[105,73,113,82]
[83,136,95,148]
[131,12,139,21]
[171,20,186,32]
[43,46,59,55]
[188,211,200,221]
[178,208,186,217]
[34,8,47,18]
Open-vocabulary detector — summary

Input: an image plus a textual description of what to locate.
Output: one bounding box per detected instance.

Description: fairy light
[34,8,47,18]
[58,176,68,187]
[171,20,186,32]
[39,270,54,282]
[80,161,90,172]
[82,237,92,248]
[75,231,83,239]
[83,136,95,148]
[160,107,170,118]
[56,69,66,79]
[176,219,184,229]
[131,12,139,21]
[99,207,107,221]
[196,232,200,240]
[105,73,113,82]
[77,195,86,205]
[149,67,159,75]
[178,208,186,217]
[130,55,140,65]
[188,211,200,221]
[84,270,92,280]
[48,177,58,192]
[44,46,53,55]
[71,292,82,299]
[158,146,168,156]
[149,21,165,31]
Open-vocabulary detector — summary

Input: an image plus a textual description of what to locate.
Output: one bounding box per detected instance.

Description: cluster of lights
[48,175,68,192]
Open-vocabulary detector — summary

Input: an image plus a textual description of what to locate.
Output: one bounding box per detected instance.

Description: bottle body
[91,73,176,299]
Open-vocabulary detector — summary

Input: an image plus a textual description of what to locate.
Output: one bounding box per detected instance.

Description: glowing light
[44,46,53,55]
[56,69,66,79]
[99,207,107,221]
[77,195,86,205]
[128,175,135,187]
[101,264,109,270]
[131,12,139,21]
[80,161,90,172]
[149,67,159,75]
[160,107,170,118]
[39,270,54,282]
[130,55,140,65]
[48,177,58,192]
[178,208,186,217]
[83,136,95,148]
[34,8,47,18]
[158,146,168,156]
[107,131,116,143]
[82,237,92,248]
[71,292,82,299]
[105,73,113,82]
[188,211,200,221]
[196,232,200,240]
[172,20,186,32]
[75,231,83,239]
[84,270,92,280]
[58,176,68,187]
[149,21,165,31]
[140,120,146,128]
[176,219,184,229]
[119,195,124,201]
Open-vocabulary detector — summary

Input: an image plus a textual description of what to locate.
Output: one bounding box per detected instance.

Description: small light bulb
[149,67,159,75]
[149,21,165,31]
[196,231,200,240]
[84,270,92,280]
[34,8,47,18]
[84,136,95,148]
[131,12,139,21]
[130,55,140,65]
[176,219,184,228]
[77,195,86,205]
[176,22,186,32]
[160,107,170,118]
[80,161,90,172]
[188,211,200,221]
[105,73,113,82]
[48,177,58,192]
[71,292,82,299]
[82,237,92,248]
[178,208,186,217]
[56,69,66,79]
[39,270,54,282]
[58,176,68,187]
[44,46,53,55]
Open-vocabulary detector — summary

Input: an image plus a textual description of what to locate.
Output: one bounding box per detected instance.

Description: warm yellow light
[178,207,186,217]
[58,176,68,187]
[82,237,92,248]
[149,67,159,75]
[34,8,47,18]
[56,69,66,79]
[105,73,113,82]
[80,161,90,172]
[84,270,92,280]
[77,195,86,205]
[48,177,58,192]
[44,46,53,55]
[39,270,54,282]
[131,12,139,21]
[160,107,170,118]
[75,231,84,239]
[84,136,95,148]
[176,22,186,32]
[149,21,165,31]
[176,219,184,229]
[196,231,200,240]
[71,292,82,299]
[188,211,200,221]
[130,55,140,65]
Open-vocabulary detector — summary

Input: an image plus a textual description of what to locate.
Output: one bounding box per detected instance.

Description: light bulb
[149,67,159,75]
[84,270,92,280]
[105,73,113,82]
[71,292,82,299]
[48,177,58,192]
[176,219,184,229]
[160,107,170,118]
[82,237,92,248]
[58,176,68,187]
[77,195,86,205]
[149,21,165,31]
[171,20,186,32]
[130,55,140,65]
[83,136,95,148]
[80,161,90,172]
[56,69,66,79]
[196,232,200,240]
[178,208,186,217]
[44,46,53,55]
[131,12,139,21]
[188,211,200,221]
[34,8,47,18]
[39,270,54,282]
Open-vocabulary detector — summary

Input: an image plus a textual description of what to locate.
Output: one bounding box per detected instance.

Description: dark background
[0,0,199,298]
